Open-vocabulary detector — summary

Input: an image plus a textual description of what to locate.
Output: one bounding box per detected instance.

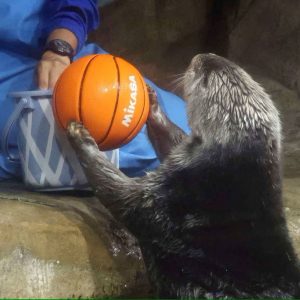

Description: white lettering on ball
[122,75,139,127]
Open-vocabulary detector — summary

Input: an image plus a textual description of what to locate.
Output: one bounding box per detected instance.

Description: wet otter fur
[67,53,300,298]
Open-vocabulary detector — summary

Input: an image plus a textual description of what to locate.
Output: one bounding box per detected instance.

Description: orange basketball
[53,54,149,150]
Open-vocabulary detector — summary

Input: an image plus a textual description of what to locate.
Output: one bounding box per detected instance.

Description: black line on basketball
[78,55,99,124]
[99,55,121,147]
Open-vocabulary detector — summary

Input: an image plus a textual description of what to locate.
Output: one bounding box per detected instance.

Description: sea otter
[67,53,300,298]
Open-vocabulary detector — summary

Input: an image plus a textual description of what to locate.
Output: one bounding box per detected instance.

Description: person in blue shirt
[0,0,189,181]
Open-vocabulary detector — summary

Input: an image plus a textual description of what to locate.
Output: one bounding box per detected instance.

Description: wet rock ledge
[0,181,151,298]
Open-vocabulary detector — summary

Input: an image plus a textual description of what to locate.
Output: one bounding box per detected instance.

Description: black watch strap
[44,39,75,61]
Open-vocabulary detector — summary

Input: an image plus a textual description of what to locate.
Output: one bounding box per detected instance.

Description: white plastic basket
[2,90,119,191]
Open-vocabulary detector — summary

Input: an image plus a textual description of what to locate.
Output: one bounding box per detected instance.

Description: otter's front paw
[147,84,158,112]
[147,84,158,104]
[146,84,164,125]
[67,121,96,147]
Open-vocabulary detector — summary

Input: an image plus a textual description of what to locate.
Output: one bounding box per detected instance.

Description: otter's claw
[67,121,84,137]
[146,84,163,124]
[146,83,158,105]
[67,121,96,147]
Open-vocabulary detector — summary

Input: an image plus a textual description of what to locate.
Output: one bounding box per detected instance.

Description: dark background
[89,0,300,95]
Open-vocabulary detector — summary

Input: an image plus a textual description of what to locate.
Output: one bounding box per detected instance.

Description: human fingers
[37,51,70,89]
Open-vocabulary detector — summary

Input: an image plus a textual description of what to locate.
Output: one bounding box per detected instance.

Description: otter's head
[183,53,280,147]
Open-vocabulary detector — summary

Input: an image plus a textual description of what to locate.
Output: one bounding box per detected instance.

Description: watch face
[46,39,74,57]
[56,40,66,52]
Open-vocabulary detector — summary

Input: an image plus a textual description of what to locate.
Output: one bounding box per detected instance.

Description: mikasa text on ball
[53,54,149,150]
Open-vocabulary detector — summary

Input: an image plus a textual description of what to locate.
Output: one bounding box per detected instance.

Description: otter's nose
[191,53,218,65]
[191,54,202,65]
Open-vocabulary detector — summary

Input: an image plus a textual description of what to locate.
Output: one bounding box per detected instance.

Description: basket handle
[1,96,34,162]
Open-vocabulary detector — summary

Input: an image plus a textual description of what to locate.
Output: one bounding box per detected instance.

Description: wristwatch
[44,39,75,61]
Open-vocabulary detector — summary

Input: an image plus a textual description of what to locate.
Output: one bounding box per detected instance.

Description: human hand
[37,50,71,89]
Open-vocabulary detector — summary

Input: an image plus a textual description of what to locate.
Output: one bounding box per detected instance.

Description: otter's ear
[202,73,209,88]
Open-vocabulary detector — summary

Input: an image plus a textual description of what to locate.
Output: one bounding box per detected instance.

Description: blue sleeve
[43,0,100,53]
